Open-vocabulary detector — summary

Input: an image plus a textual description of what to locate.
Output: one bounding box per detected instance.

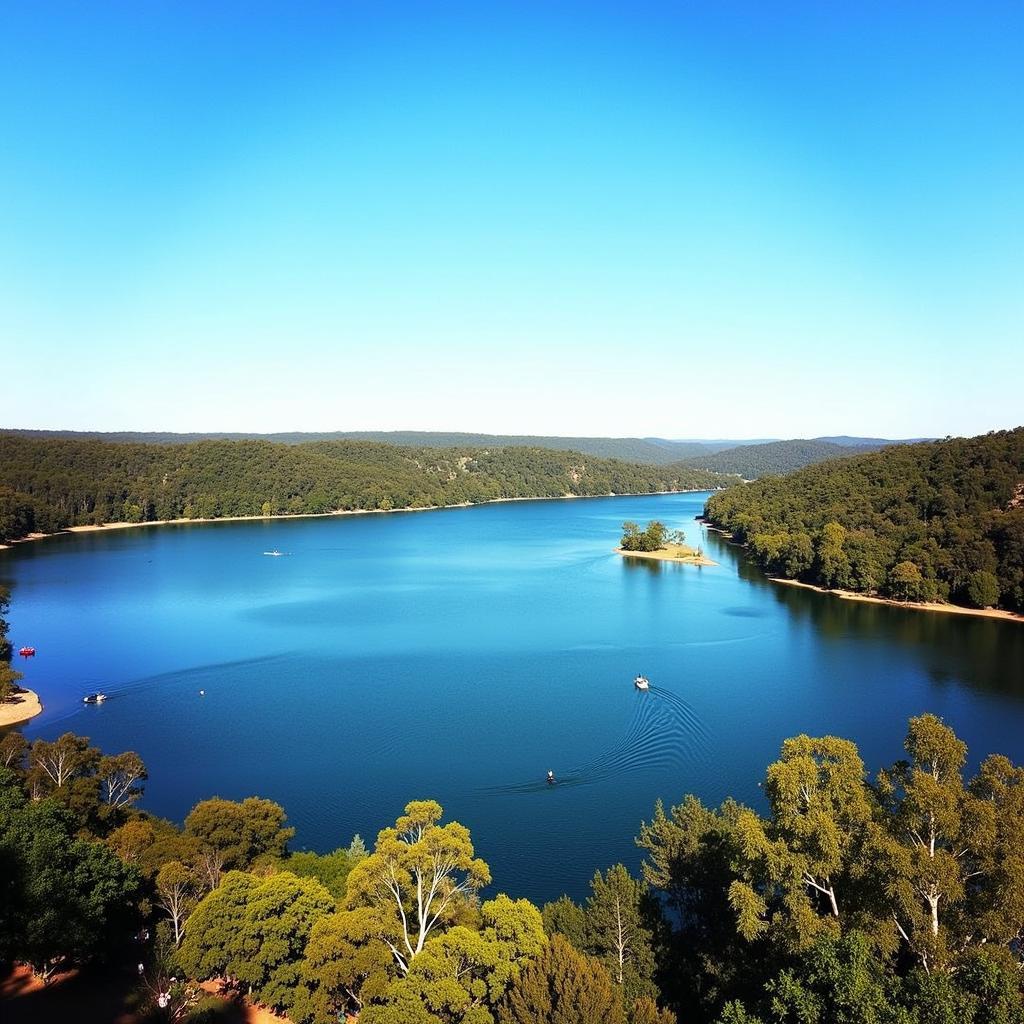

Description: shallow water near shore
[4,492,1024,902]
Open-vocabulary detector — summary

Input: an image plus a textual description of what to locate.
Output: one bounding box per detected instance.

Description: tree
[106,815,202,879]
[630,997,677,1024]
[542,895,588,949]
[0,781,140,979]
[585,865,657,1005]
[0,585,12,661]
[0,730,27,770]
[637,795,757,1019]
[0,662,23,704]
[886,561,928,602]
[359,897,546,1024]
[97,751,148,809]
[874,714,984,971]
[29,732,99,791]
[178,870,334,1014]
[156,860,200,945]
[965,570,1000,609]
[344,800,491,975]
[727,735,874,951]
[296,907,398,1021]
[497,934,624,1024]
[184,796,294,871]
[286,842,365,900]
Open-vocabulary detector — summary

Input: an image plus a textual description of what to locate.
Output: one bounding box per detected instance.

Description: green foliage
[705,428,1024,611]
[184,795,294,871]
[0,773,141,977]
[541,895,588,949]
[0,433,727,542]
[344,800,491,974]
[965,570,1000,608]
[295,906,398,1021]
[285,844,364,901]
[496,933,625,1024]
[641,715,1024,1022]
[621,521,670,552]
[683,439,889,479]
[177,870,335,1014]
[358,896,547,1024]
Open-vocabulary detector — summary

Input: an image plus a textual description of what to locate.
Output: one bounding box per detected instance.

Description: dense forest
[2,429,918,469]
[683,439,887,479]
[0,429,735,464]
[3,714,1023,1023]
[0,435,727,544]
[705,428,1024,612]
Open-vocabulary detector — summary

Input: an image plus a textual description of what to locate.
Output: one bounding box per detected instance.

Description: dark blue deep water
[4,492,1024,903]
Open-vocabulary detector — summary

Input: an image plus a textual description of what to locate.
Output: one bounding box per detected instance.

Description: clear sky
[2,2,1021,439]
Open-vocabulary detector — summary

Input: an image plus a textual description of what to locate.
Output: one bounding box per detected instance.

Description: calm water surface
[4,493,1024,902]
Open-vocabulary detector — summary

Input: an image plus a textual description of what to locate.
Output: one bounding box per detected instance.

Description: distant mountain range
[1,429,926,475]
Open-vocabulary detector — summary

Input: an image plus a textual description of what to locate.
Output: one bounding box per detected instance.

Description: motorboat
[83,692,107,704]
[546,770,556,786]
[263,550,284,557]
[19,646,36,657]
[634,674,650,691]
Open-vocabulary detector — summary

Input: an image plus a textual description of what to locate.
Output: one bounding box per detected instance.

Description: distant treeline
[705,428,1024,612]
[0,434,726,543]
[683,438,887,479]
[0,428,733,464]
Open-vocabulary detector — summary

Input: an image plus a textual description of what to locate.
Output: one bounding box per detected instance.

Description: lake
[4,491,1024,904]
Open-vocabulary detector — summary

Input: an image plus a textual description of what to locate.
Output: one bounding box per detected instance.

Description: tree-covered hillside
[1,429,734,464]
[704,428,1024,612]
[682,439,884,478]
[0,435,726,544]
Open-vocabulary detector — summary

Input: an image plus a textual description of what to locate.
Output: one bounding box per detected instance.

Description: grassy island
[616,520,717,566]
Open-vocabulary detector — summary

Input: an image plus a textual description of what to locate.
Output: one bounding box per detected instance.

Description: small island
[615,520,717,566]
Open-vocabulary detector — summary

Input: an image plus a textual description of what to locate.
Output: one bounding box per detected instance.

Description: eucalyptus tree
[97,751,147,809]
[728,735,874,951]
[155,860,200,946]
[344,800,491,975]
[584,865,658,1005]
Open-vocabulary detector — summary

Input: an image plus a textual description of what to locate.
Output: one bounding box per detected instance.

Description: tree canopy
[705,428,1024,611]
[0,433,727,543]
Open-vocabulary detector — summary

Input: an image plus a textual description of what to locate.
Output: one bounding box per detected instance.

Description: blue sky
[2,2,1021,439]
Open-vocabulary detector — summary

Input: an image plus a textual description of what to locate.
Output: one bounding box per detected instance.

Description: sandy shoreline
[615,545,717,566]
[0,688,42,728]
[768,577,1024,623]
[0,489,713,550]
[700,517,1024,624]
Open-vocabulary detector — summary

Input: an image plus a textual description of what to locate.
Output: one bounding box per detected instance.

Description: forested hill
[1,428,733,464]
[0,434,727,544]
[704,428,1024,612]
[681,438,884,478]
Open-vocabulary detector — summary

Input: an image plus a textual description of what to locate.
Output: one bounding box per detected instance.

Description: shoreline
[768,577,1024,623]
[615,545,717,566]
[701,516,1024,624]
[0,489,714,551]
[0,688,42,728]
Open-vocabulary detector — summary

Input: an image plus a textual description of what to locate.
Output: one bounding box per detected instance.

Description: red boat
[19,647,35,657]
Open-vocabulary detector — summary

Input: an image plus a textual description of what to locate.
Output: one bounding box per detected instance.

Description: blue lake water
[4,492,1024,903]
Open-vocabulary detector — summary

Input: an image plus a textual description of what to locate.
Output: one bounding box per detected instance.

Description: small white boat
[83,692,107,704]
[634,675,650,691]
[263,550,284,557]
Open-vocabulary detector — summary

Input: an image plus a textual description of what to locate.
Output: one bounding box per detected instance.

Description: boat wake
[481,684,710,794]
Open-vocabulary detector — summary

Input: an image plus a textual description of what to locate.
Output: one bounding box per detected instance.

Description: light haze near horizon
[2,3,1021,440]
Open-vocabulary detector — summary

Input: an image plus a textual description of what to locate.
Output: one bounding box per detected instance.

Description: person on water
[547,770,556,785]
